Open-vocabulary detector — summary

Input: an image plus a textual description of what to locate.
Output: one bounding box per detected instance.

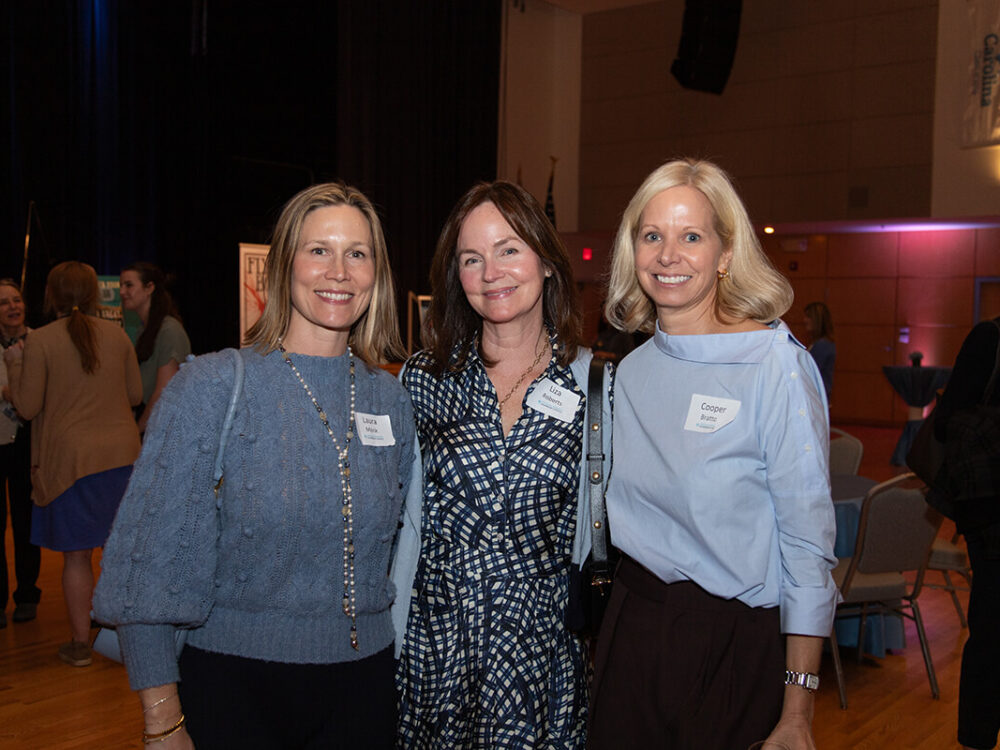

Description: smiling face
[456,201,548,332]
[634,185,732,334]
[119,270,154,318]
[284,204,376,355]
[0,284,26,338]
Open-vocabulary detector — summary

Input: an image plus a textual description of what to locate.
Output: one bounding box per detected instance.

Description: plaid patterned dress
[397,345,588,749]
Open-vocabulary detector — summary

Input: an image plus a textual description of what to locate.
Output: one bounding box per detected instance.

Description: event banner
[964,0,1000,147]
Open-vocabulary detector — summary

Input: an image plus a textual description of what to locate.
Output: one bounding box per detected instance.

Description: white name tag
[525,378,581,423]
[353,412,396,446]
[683,393,741,433]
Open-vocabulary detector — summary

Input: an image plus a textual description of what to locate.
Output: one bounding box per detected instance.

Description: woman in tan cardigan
[4,261,141,667]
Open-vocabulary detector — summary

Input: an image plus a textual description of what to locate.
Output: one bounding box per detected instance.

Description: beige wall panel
[850,114,933,169]
[898,229,975,277]
[579,184,638,232]
[740,1,857,34]
[768,22,857,78]
[831,371,896,423]
[580,140,673,190]
[664,130,776,176]
[853,6,938,67]
[851,60,936,119]
[767,172,851,224]
[827,232,899,278]
[828,278,897,325]
[975,229,1000,276]
[897,277,975,326]
[770,122,852,175]
[580,2,672,58]
[836,324,897,372]
[580,95,669,147]
[769,72,853,127]
[581,47,668,102]
[846,164,932,218]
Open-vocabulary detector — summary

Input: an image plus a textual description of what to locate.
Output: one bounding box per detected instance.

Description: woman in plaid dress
[394,181,601,748]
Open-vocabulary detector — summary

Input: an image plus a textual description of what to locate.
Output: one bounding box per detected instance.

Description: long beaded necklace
[278,342,360,650]
[497,329,548,411]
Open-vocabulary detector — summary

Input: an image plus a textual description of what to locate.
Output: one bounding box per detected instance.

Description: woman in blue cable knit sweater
[94,183,417,749]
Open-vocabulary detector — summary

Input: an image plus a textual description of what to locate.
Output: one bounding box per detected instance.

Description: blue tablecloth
[882,366,950,466]
[831,474,906,657]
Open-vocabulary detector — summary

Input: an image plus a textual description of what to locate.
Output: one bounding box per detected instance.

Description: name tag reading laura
[525,378,581,423]
[684,393,741,433]
[353,412,396,446]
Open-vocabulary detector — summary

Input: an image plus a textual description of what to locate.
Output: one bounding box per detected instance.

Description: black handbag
[943,323,1000,503]
[909,320,1000,508]
[565,357,618,638]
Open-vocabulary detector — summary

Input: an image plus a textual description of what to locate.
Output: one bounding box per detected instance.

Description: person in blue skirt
[4,262,142,666]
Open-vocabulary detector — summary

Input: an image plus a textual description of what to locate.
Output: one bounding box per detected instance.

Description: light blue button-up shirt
[606,320,838,637]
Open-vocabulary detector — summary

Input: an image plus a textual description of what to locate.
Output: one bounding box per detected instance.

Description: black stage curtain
[4,1,500,355]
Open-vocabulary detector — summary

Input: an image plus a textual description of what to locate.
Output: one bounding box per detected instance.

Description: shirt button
[798,408,806,416]
[804,444,813,452]
[790,371,798,379]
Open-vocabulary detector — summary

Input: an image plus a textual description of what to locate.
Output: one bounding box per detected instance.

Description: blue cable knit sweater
[93,347,416,691]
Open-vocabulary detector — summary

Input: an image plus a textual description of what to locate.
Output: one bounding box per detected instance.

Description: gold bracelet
[142,714,185,744]
[142,693,179,714]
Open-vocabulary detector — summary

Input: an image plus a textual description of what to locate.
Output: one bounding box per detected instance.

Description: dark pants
[178,644,397,749]
[959,523,1000,749]
[0,426,40,609]
[589,556,785,750]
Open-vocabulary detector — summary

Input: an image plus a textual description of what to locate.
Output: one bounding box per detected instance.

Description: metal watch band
[784,669,820,691]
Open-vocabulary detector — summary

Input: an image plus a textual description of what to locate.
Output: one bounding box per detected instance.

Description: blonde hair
[244,182,404,365]
[605,158,792,333]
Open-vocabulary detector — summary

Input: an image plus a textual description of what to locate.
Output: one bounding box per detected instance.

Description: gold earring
[717,268,730,280]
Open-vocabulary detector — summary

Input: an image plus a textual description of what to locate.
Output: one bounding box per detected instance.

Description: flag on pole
[544,156,558,228]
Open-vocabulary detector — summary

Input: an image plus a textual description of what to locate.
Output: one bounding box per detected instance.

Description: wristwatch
[785,670,820,692]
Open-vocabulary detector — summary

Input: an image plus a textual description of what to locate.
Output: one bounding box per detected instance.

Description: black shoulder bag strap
[586,357,612,590]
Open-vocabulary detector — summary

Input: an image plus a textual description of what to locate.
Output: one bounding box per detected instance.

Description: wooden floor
[0,425,973,748]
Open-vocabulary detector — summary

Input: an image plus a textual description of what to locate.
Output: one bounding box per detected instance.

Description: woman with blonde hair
[4,262,142,666]
[591,159,837,750]
[94,182,417,748]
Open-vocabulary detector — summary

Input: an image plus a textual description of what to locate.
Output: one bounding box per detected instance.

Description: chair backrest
[829,427,863,475]
[849,473,942,580]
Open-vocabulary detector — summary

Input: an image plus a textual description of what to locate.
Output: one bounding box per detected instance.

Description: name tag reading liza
[353,412,396,446]
[525,378,581,423]
[683,393,741,433]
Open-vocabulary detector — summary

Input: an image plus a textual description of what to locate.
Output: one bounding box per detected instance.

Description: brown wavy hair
[421,181,582,376]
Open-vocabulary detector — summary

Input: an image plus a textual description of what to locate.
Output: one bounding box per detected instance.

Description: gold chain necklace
[278,343,360,651]
[497,330,549,411]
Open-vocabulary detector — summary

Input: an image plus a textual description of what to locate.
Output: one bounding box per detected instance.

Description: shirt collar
[652,319,801,364]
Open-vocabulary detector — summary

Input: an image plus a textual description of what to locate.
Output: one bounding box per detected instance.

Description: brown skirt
[588,556,785,750]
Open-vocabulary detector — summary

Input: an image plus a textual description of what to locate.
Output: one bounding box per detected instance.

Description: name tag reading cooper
[525,377,581,423]
[684,393,741,433]
[353,412,396,446]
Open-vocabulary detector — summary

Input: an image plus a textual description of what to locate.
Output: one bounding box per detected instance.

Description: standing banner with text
[964,0,1000,147]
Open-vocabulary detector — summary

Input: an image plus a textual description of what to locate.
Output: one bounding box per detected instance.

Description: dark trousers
[178,644,397,749]
[588,556,785,750]
[0,427,40,608]
[959,523,1000,749]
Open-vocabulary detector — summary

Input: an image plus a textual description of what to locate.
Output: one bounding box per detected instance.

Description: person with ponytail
[3,261,141,667]
[119,263,191,433]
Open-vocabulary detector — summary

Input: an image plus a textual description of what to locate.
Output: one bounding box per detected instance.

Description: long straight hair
[45,261,100,373]
[122,262,182,362]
